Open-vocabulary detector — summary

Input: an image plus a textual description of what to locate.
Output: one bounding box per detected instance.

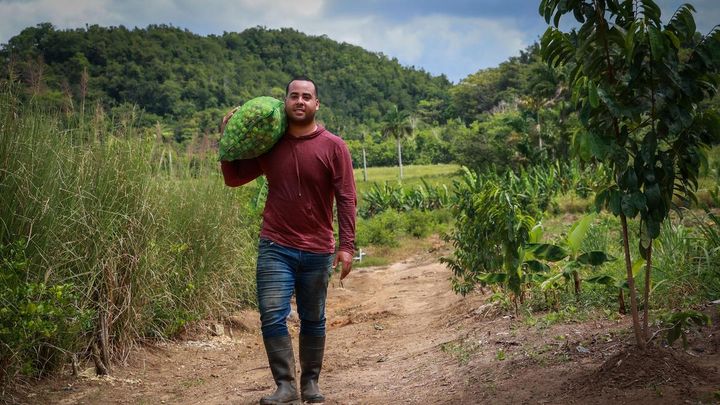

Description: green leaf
[641,217,661,240]
[625,21,637,58]
[506,266,523,296]
[524,259,551,273]
[648,26,666,59]
[662,310,710,348]
[640,133,658,165]
[632,258,646,279]
[588,81,599,108]
[596,86,622,117]
[525,243,569,261]
[621,192,646,218]
[540,272,565,291]
[608,189,622,216]
[479,273,507,285]
[577,251,617,266]
[619,168,638,191]
[585,274,616,287]
[529,223,544,244]
[567,214,595,253]
[595,186,622,216]
[639,233,652,258]
[664,30,681,50]
[644,182,663,211]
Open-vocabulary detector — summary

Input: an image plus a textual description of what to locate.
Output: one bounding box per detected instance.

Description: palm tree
[521,62,566,155]
[381,105,413,180]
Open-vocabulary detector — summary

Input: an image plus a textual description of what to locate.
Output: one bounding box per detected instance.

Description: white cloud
[287,14,528,81]
[233,0,326,18]
[4,0,714,83]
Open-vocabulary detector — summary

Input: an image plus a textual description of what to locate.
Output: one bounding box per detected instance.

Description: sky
[0,0,718,83]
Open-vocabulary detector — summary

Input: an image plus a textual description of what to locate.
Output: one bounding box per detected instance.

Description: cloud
[325,14,528,81]
[1,0,717,83]
[228,13,528,82]
[107,0,328,29]
[0,0,531,83]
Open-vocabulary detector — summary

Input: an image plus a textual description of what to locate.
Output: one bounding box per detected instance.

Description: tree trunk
[573,271,581,298]
[362,146,368,182]
[642,244,652,341]
[621,215,645,349]
[618,288,626,314]
[537,110,543,150]
[92,341,109,376]
[396,137,403,180]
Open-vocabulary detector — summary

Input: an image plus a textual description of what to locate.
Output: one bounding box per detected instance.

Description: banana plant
[527,214,616,298]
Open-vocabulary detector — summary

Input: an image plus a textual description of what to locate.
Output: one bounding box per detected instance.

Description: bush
[0,240,92,383]
[404,209,435,238]
[356,210,407,247]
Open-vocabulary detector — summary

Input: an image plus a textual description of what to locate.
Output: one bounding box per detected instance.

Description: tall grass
[650,215,720,308]
[0,81,258,387]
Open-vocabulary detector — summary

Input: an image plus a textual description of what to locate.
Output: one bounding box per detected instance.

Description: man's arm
[221,159,262,187]
[332,141,357,280]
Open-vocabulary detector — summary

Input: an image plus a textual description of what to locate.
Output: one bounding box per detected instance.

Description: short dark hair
[285,76,318,98]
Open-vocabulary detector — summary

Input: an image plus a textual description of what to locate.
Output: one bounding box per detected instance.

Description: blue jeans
[256,238,334,338]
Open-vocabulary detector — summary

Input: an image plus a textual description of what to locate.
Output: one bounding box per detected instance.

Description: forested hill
[0,23,452,138]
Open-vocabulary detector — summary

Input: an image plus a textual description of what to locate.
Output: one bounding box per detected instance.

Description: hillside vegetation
[1,23,450,140]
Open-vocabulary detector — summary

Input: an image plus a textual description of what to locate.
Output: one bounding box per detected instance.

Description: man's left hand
[333,250,353,280]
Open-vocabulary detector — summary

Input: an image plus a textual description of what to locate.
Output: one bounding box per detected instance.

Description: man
[221,76,356,404]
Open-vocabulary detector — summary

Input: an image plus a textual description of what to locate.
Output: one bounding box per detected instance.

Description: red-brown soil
[10,248,720,405]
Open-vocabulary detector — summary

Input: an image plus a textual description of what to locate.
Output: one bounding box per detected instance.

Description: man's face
[285,80,319,125]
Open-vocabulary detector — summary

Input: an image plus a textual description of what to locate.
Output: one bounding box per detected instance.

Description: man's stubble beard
[287,110,316,126]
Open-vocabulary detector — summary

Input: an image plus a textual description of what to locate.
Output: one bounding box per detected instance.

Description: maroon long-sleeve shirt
[221,125,357,255]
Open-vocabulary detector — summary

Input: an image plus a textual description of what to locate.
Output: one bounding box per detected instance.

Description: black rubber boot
[299,335,326,403]
[260,335,300,405]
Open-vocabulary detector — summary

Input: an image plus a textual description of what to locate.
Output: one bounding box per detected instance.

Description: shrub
[404,210,435,238]
[0,240,92,383]
[356,210,407,247]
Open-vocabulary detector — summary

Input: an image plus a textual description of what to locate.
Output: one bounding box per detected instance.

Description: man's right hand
[220,106,240,133]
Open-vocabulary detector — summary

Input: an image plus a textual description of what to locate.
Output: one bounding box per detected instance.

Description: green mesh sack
[219,96,287,161]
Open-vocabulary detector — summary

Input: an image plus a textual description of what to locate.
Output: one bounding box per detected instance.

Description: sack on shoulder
[219,96,287,161]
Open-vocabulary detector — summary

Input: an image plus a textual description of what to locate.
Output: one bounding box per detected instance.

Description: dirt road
[17,251,720,404]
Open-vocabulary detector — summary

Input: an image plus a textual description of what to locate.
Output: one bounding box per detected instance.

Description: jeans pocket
[258,238,275,248]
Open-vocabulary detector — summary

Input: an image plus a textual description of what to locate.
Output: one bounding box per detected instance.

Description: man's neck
[288,122,318,137]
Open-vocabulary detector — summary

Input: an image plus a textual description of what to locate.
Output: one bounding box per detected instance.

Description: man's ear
[316,100,320,110]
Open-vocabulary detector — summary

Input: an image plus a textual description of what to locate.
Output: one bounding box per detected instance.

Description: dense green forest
[0,24,450,138]
[0,23,583,171]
